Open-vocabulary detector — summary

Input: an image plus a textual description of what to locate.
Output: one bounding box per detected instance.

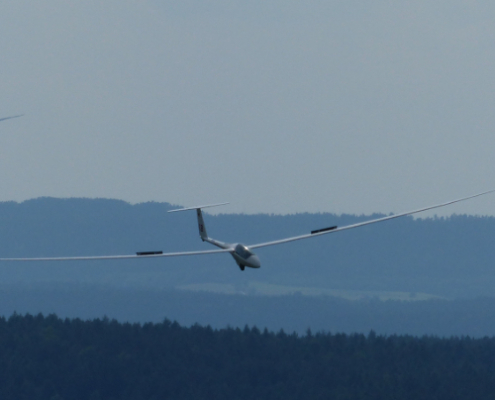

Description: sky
[1,1,495,216]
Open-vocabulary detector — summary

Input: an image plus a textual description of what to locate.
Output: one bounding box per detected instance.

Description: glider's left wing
[248,190,495,249]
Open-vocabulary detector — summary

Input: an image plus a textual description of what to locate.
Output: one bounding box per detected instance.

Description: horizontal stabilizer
[311,226,338,235]
[136,251,163,256]
[168,202,229,213]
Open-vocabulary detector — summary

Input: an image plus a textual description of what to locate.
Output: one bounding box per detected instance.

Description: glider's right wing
[0,248,233,262]
[0,202,234,262]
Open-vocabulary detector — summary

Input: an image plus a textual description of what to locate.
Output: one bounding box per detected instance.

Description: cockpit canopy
[235,244,253,260]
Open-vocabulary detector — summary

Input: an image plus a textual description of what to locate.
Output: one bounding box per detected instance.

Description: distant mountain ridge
[0,197,494,298]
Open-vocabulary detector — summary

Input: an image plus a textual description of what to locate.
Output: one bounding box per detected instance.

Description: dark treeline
[4,284,495,337]
[2,313,495,400]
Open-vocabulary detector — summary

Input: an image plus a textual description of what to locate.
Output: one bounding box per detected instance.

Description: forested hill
[0,197,494,298]
[2,313,495,400]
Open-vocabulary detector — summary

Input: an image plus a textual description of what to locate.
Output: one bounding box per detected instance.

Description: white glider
[0,191,493,270]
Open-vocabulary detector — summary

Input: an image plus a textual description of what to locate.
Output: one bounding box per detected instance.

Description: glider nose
[248,254,261,268]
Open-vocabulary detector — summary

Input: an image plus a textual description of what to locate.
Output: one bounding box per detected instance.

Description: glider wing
[0,248,233,262]
[248,190,495,249]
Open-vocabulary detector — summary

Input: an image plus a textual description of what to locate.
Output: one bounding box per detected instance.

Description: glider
[0,190,493,270]
[0,115,23,123]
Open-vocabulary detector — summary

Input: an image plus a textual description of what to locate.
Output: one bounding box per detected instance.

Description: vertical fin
[196,208,208,241]
[168,202,228,246]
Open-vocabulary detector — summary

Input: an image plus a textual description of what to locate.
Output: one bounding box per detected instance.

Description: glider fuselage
[231,243,261,270]
[203,237,260,270]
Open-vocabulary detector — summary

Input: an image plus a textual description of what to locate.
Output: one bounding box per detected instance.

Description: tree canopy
[1,313,495,400]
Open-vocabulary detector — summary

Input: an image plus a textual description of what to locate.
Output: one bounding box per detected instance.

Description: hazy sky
[1,1,495,216]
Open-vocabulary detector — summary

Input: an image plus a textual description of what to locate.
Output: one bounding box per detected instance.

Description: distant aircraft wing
[0,114,23,123]
[0,248,233,262]
[248,190,495,249]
